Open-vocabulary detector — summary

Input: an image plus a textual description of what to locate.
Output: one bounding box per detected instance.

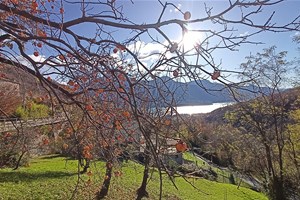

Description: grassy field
[0,155,268,200]
[183,152,251,187]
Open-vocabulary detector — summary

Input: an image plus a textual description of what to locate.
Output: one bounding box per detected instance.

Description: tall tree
[227,46,298,200]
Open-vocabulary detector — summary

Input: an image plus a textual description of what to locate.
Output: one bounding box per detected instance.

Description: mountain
[148,76,269,106]
[0,56,269,110]
[202,86,300,124]
[0,57,66,118]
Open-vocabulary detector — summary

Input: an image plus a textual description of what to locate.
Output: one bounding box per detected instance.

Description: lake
[176,102,232,115]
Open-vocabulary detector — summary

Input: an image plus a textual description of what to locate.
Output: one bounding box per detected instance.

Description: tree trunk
[13,151,26,170]
[136,152,150,200]
[97,162,113,199]
[270,176,287,200]
[80,159,90,174]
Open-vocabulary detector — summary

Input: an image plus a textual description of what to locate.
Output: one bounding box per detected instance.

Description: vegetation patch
[0,155,267,200]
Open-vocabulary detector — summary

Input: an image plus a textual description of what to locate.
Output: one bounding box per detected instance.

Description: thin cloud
[169,3,182,13]
[289,31,299,38]
[127,41,167,63]
[239,31,249,37]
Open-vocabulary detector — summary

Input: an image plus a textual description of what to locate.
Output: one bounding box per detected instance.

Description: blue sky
[3,0,299,85]
[127,1,297,71]
[117,0,299,76]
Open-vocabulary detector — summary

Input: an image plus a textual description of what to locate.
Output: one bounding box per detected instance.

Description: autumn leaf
[68,80,75,86]
[34,51,39,57]
[83,145,91,151]
[117,44,126,51]
[31,1,38,11]
[106,162,113,169]
[211,70,220,80]
[115,120,122,130]
[37,30,46,37]
[118,88,125,93]
[96,88,104,94]
[175,141,188,152]
[42,138,49,145]
[114,171,123,177]
[87,171,93,176]
[37,42,42,48]
[63,143,69,149]
[122,111,130,118]
[85,104,94,111]
[58,54,65,60]
[173,70,179,77]
[165,119,171,126]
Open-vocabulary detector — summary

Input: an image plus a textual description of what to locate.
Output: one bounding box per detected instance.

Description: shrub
[15,102,50,119]
[229,173,236,185]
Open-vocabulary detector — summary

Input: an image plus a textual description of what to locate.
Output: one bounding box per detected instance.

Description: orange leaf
[85,104,94,111]
[68,80,75,86]
[36,97,43,103]
[59,54,64,60]
[175,141,188,152]
[66,127,72,134]
[165,119,171,126]
[84,145,91,151]
[43,138,49,145]
[31,1,38,10]
[63,143,69,149]
[37,42,42,48]
[114,171,123,177]
[118,88,125,93]
[37,30,46,37]
[87,171,93,176]
[122,111,130,118]
[96,88,104,94]
[83,152,92,159]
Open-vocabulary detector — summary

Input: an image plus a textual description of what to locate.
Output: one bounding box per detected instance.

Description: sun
[182,30,203,50]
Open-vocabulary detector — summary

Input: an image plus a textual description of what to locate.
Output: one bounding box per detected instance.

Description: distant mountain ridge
[202,86,300,124]
[148,76,269,106]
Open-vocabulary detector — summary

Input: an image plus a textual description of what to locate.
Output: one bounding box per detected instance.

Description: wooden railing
[0,114,67,133]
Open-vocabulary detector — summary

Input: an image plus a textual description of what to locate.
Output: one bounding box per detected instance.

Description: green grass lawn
[183,152,251,187]
[0,155,268,200]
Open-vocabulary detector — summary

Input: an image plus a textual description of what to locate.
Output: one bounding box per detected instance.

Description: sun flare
[182,31,203,50]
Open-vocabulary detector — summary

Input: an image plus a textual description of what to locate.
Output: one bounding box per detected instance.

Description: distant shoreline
[176,102,234,115]
[176,101,232,107]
